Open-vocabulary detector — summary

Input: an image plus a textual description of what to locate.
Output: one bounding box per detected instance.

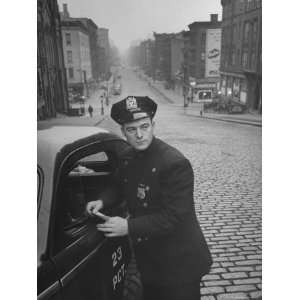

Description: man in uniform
[86,96,212,300]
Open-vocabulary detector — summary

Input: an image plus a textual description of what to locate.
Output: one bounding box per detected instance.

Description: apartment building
[220,0,262,111]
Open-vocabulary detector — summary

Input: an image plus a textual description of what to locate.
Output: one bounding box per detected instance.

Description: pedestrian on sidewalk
[88,104,93,118]
[199,102,204,117]
[86,96,212,300]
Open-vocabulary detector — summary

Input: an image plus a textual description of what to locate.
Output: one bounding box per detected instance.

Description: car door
[38,166,62,300]
[48,139,131,300]
[37,259,62,300]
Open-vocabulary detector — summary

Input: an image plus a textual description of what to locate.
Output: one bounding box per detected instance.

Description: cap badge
[126,97,138,111]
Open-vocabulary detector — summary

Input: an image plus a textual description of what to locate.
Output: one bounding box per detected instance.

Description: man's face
[121,117,155,151]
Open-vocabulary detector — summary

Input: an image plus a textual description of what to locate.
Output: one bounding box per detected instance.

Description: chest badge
[137,183,150,200]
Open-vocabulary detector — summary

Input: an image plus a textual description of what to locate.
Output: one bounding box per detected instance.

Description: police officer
[86,96,212,300]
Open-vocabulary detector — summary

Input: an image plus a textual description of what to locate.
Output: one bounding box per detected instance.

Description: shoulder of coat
[156,139,185,159]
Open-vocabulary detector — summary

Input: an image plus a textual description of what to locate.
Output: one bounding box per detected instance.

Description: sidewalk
[140,72,262,127]
[37,88,111,130]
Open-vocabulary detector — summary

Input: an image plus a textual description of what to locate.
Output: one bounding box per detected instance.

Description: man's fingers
[104,232,117,237]
[94,211,110,221]
[96,223,112,229]
[97,226,113,233]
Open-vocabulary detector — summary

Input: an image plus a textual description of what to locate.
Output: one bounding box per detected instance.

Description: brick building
[153,33,174,82]
[170,33,184,79]
[170,32,185,94]
[139,39,155,78]
[97,28,111,78]
[74,18,102,81]
[37,0,69,119]
[61,19,92,97]
[220,0,262,112]
[60,4,103,85]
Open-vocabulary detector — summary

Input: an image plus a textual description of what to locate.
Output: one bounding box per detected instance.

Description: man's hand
[86,200,104,216]
[95,212,128,237]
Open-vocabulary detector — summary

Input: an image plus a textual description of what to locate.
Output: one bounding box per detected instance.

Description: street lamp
[106,80,109,106]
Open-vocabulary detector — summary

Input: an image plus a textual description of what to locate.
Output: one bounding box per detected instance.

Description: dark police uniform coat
[117,136,212,286]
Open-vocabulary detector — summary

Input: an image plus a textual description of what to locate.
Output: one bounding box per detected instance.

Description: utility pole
[183,64,189,108]
[101,99,104,115]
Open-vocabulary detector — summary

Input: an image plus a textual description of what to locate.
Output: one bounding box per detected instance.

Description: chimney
[63,3,70,18]
[210,14,218,23]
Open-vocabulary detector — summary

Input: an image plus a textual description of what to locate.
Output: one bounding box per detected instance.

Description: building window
[252,19,258,46]
[67,50,73,63]
[244,22,250,44]
[242,50,248,68]
[66,33,71,46]
[237,49,240,66]
[68,67,74,79]
[247,0,253,10]
[231,47,236,66]
[251,51,256,69]
[239,0,244,12]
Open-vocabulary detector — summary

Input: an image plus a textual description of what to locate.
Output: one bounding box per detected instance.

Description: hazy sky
[57,0,222,53]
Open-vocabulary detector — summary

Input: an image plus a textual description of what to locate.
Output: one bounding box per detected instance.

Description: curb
[202,116,262,127]
[94,115,108,126]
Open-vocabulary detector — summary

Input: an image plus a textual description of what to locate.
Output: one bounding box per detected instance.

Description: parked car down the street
[37,126,142,300]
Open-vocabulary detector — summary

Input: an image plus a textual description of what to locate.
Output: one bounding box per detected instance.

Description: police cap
[111,96,157,125]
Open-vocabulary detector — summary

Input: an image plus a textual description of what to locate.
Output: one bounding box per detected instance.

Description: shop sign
[195,83,216,89]
[205,28,221,77]
[194,89,213,103]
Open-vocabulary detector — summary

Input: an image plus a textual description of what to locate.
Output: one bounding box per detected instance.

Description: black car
[38,126,141,300]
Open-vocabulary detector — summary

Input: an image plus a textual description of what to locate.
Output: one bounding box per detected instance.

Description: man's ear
[152,120,155,130]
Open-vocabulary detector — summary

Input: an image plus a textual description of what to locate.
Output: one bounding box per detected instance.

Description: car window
[78,151,108,162]
[52,150,115,255]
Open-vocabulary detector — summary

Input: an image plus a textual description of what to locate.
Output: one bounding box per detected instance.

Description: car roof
[38,126,108,153]
[37,126,117,173]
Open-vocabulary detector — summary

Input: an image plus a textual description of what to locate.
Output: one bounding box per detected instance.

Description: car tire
[122,255,143,300]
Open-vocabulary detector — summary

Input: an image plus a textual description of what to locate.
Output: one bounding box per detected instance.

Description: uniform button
[124,178,128,183]
[143,202,148,208]
[137,237,142,243]
[152,167,156,172]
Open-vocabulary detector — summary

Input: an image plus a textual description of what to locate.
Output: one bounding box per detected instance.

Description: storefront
[191,80,218,103]
[220,72,248,104]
